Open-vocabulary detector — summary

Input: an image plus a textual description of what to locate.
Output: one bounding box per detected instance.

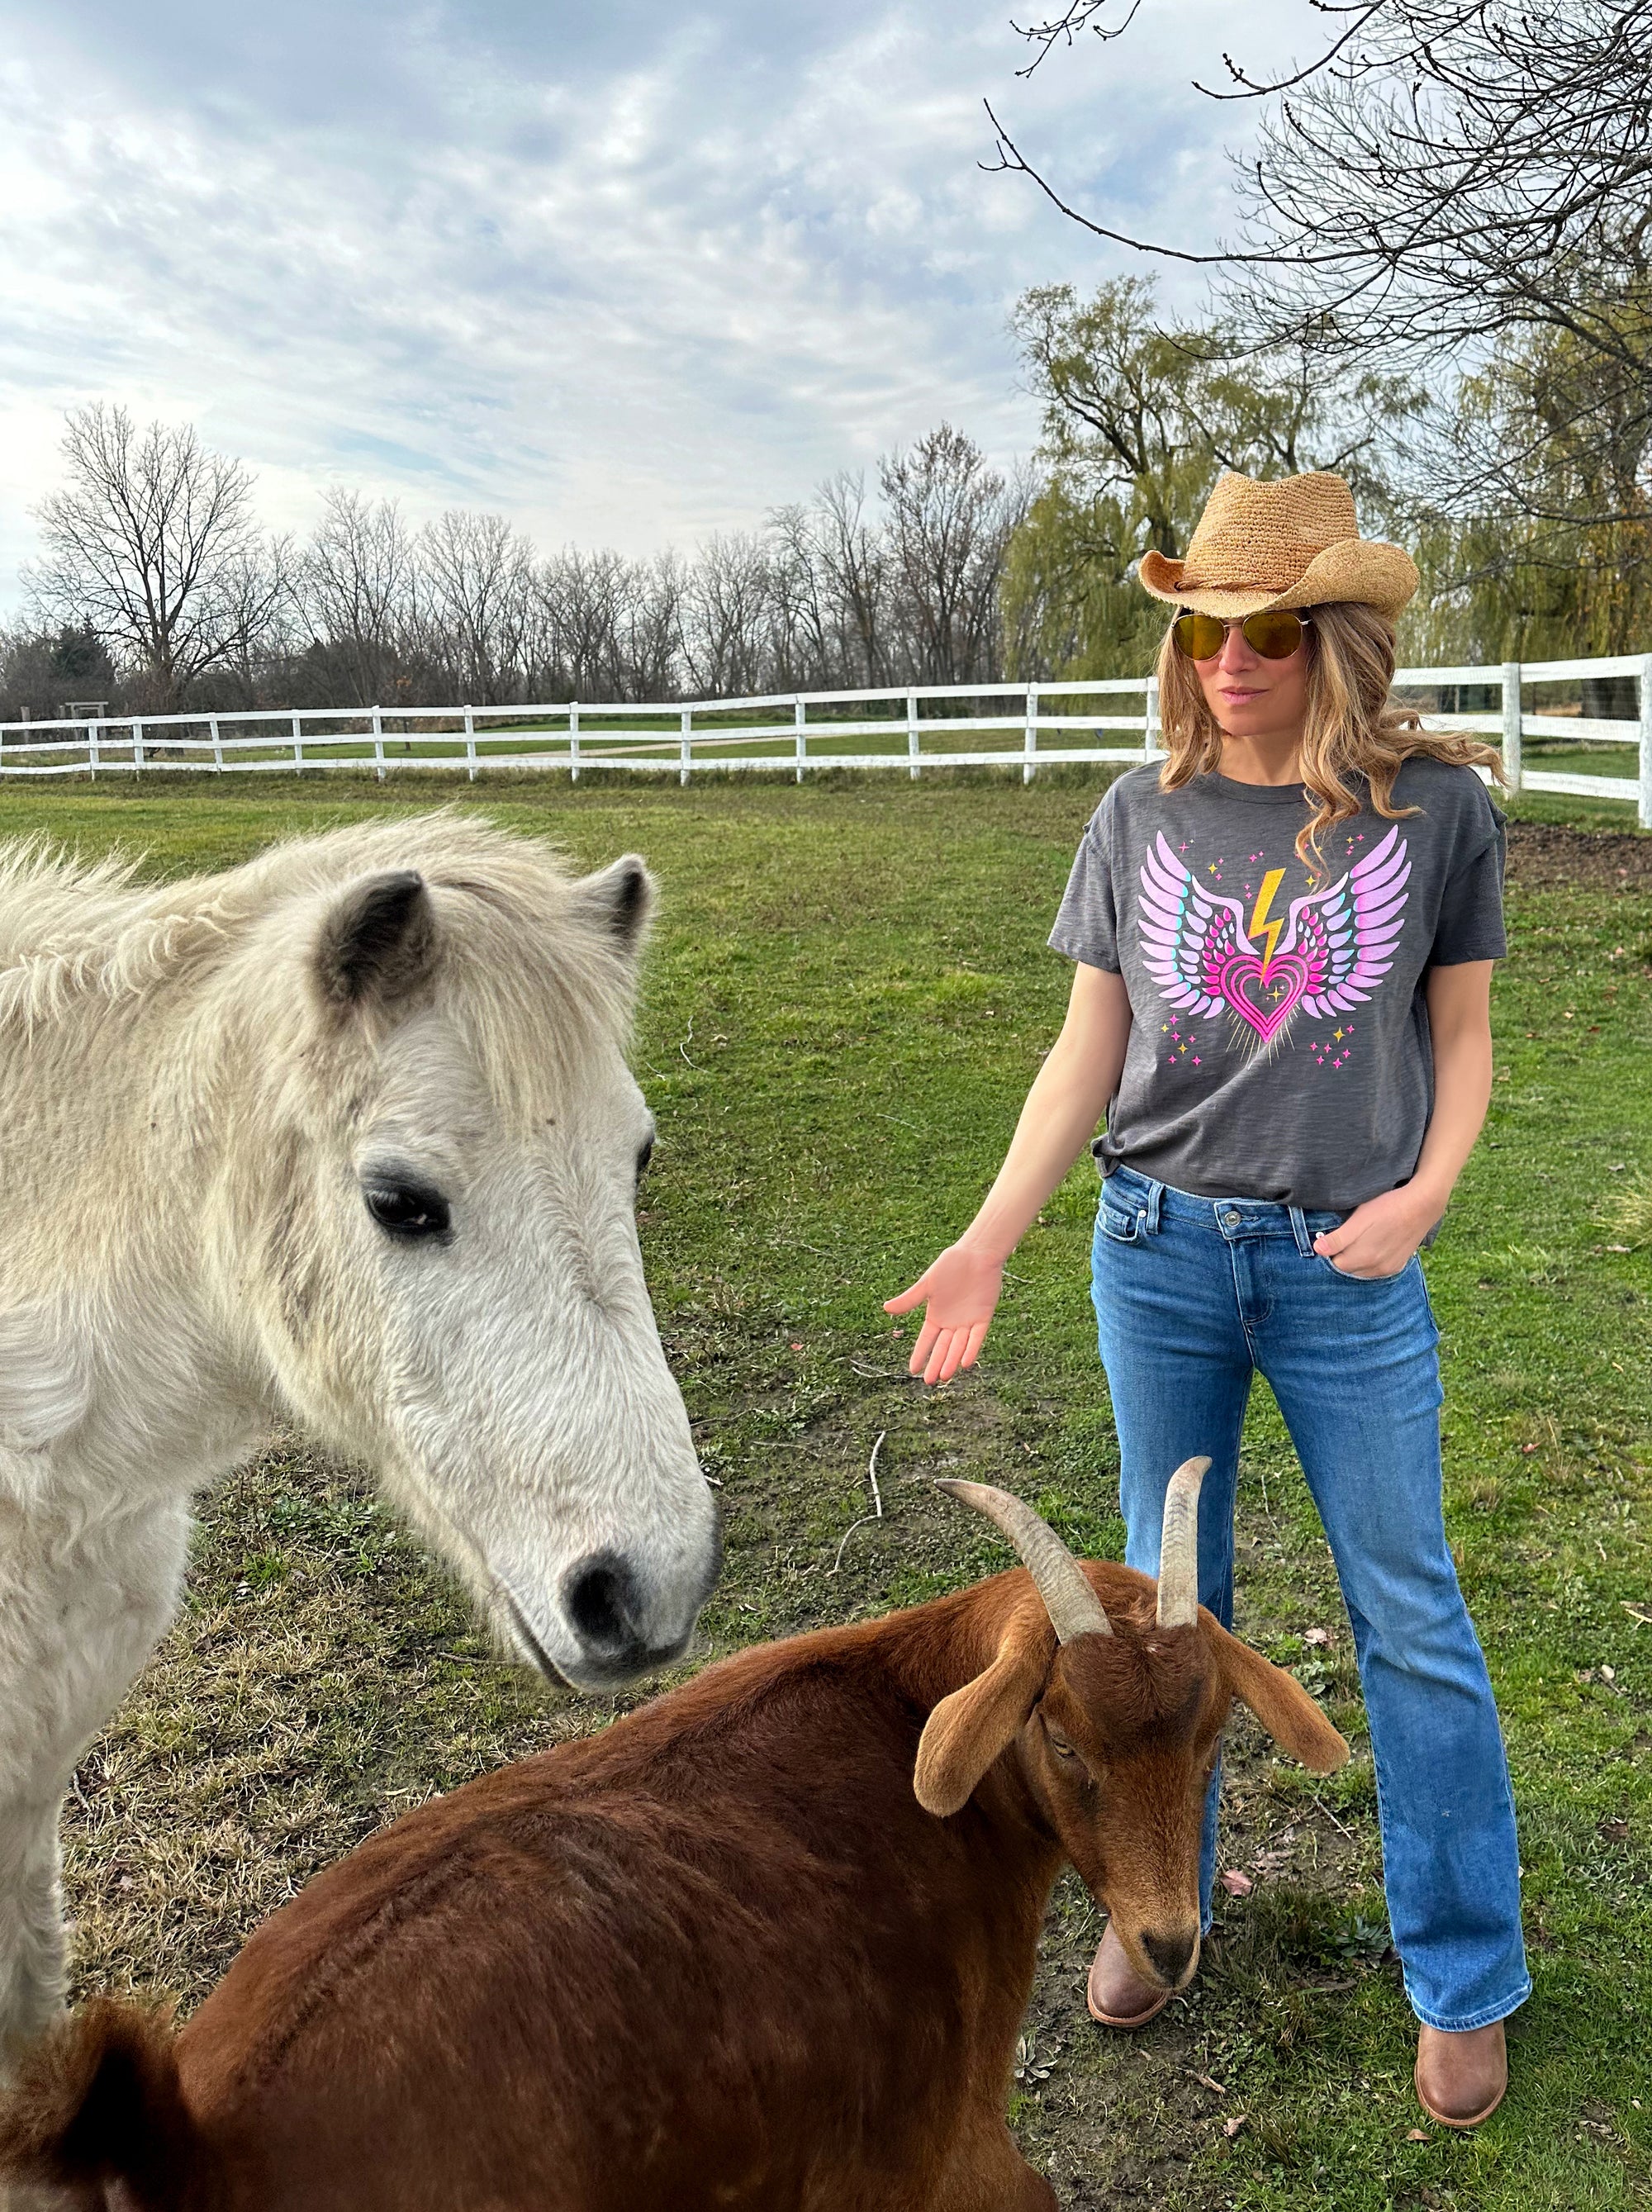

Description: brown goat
[0,1464,1346,2212]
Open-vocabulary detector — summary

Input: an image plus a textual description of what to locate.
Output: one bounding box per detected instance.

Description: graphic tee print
[1139,824,1409,1049]
[1048,760,1506,1212]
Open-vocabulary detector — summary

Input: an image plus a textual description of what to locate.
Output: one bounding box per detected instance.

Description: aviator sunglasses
[1172,607,1314,662]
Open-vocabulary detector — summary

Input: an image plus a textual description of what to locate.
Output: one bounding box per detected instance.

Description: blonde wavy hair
[1155,600,1506,866]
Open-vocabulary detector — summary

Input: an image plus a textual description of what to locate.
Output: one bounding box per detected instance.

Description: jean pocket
[1097,1202,1143,1246]
[1313,1251,1417,1284]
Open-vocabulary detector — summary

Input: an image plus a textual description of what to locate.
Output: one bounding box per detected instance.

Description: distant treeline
[2,415,1031,720]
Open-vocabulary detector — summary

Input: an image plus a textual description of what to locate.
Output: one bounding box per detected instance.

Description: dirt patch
[1504,818,1652,890]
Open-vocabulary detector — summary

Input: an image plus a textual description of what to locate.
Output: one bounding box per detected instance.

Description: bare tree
[417,510,536,704]
[199,537,301,707]
[623,553,686,700]
[26,404,282,704]
[301,490,416,705]
[804,472,895,687]
[681,532,778,695]
[765,505,837,689]
[880,426,1027,683]
[539,547,629,698]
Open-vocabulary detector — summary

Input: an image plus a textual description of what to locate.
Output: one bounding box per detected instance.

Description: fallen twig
[831,1431,887,1573]
[1311,1795,1355,1839]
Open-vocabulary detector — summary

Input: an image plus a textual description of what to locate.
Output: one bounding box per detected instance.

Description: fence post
[292,712,304,774]
[1501,661,1522,794]
[907,688,920,780]
[1640,653,1652,831]
[1023,682,1039,786]
[680,706,692,787]
[209,716,223,772]
[1142,676,1161,762]
[463,705,477,782]
[795,696,807,784]
[131,718,145,774]
[88,718,101,779]
[569,702,580,783]
[371,706,386,782]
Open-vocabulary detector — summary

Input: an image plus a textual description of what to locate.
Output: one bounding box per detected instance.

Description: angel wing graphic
[1138,826,1410,1046]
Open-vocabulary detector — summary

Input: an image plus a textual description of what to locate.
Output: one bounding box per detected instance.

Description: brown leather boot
[1414,2020,1507,2128]
[1085,1920,1174,2029]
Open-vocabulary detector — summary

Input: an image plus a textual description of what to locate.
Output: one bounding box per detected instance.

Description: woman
[885,472,1526,2129]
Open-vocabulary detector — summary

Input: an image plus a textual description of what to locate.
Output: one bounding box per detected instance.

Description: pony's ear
[316,871,436,1009]
[1205,1615,1350,1773]
[914,1612,1051,1818]
[571,855,653,959]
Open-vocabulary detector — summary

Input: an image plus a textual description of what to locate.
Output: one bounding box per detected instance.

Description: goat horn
[935,1479,1112,1642]
[1155,1456,1212,1630]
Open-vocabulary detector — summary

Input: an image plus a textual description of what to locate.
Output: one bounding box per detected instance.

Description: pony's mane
[0,817,638,1108]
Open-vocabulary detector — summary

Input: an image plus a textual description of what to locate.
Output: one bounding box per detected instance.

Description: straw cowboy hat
[1137,470,1418,620]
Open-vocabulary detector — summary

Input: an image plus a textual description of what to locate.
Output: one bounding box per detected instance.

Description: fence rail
[3,654,1649,824]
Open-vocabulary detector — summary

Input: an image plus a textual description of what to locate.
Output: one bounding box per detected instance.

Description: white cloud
[0,0,1314,600]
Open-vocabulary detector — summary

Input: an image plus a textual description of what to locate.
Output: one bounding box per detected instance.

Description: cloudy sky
[0,0,1317,591]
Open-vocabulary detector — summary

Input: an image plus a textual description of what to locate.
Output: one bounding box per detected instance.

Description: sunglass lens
[1173,613,1226,660]
[1241,610,1307,658]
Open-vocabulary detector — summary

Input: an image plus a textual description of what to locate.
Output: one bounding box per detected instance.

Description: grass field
[7,767,1650,2210]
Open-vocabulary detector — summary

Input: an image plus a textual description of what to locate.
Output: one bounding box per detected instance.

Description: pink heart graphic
[1216,952,1311,1042]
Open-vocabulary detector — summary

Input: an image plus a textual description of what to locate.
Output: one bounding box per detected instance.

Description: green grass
[7,767,1648,2210]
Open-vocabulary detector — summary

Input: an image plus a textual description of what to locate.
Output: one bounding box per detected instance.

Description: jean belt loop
[1289,1204,1313,1257]
[1145,1178,1165,1236]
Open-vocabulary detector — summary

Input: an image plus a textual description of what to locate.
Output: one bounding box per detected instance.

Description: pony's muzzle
[498,1531,717,1689]
[556,1547,705,1684]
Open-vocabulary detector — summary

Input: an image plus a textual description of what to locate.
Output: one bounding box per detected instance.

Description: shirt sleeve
[1048,807,1121,971]
[1431,801,1507,965]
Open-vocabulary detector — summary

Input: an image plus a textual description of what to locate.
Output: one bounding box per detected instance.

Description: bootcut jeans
[1090,1161,1530,2034]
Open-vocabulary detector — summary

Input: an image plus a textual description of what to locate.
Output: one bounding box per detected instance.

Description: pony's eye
[635,1136,654,1185]
[363,1181,452,1242]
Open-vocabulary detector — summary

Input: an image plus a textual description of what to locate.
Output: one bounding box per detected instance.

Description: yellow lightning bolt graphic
[1247,867,1288,977]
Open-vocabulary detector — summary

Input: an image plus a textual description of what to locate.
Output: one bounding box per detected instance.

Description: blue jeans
[1090,1163,1529,2034]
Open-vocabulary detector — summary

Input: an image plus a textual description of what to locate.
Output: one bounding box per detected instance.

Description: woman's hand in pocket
[1313,1184,1440,1278]
[883,1244,1004,1384]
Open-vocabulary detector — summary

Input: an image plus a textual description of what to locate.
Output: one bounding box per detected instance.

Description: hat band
[1179,542,1336,595]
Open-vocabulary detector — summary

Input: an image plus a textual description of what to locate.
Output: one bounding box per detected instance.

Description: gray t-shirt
[1049,758,1507,1211]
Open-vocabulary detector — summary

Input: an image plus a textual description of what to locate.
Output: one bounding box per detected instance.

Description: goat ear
[914,1621,1050,1819]
[316,871,435,1009]
[571,854,653,960]
[1207,1616,1350,1773]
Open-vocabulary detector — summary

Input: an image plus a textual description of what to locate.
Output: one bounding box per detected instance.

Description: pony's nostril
[1140,1927,1199,1986]
[563,1552,641,1654]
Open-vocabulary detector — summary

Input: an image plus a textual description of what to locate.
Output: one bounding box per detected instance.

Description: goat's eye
[1045,1725,1078,1759]
[363,1180,452,1242]
[635,1136,654,1186]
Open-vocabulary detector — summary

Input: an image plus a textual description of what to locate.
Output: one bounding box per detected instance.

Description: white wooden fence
[2,653,1649,824]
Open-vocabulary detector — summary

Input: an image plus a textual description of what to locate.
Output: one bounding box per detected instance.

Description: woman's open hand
[883,1243,1004,1385]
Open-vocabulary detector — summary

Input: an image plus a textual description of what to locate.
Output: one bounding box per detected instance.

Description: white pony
[0,814,719,2056]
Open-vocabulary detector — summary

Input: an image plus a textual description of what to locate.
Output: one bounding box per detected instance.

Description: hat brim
[1137,539,1418,622]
